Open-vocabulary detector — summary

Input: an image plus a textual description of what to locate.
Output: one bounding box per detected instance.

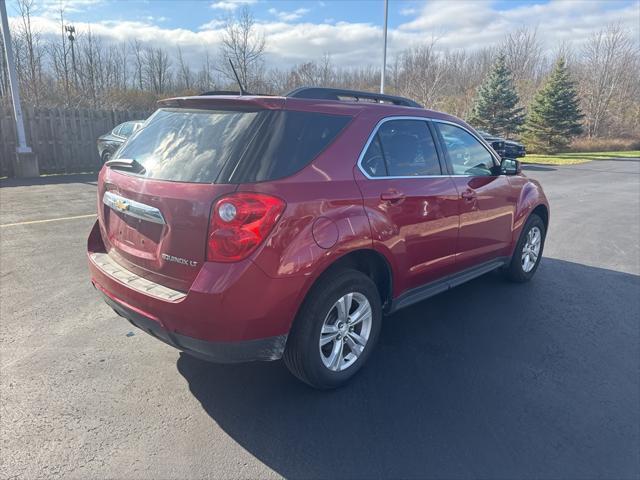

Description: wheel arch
[531,203,549,230]
[294,248,394,325]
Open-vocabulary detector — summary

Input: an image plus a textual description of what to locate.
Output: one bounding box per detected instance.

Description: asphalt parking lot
[1,159,639,479]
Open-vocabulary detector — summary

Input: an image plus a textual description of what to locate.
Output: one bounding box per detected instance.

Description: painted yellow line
[0,214,96,228]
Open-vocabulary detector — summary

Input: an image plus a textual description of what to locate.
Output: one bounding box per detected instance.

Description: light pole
[380,0,388,94]
[0,0,38,177]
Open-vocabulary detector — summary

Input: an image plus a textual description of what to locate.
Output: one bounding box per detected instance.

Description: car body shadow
[177,258,639,479]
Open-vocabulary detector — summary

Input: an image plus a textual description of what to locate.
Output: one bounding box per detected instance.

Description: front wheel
[505,213,546,282]
[283,269,382,389]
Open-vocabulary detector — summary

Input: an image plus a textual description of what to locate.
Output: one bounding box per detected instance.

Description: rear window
[114,108,260,183]
[113,108,350,184]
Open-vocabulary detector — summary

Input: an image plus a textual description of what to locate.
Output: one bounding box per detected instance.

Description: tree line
[1,2,638,152]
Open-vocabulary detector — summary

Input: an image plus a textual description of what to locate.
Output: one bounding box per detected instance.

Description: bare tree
[176,46,193,91]
[14,0,44,105]
[579,24,638,137]
[219,7,265,90]
[144,47,172,94]
[196,50,216,91]
[501,27,544,105]
[131,39,145,90]
[397,40,446,109]
[0,7,637,146]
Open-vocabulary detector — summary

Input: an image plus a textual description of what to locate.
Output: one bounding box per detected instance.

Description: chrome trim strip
[103,191,166,225]
[355,115,501,180]
[91,253,186,301]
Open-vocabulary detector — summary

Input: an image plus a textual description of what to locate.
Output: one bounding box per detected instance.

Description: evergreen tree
[522,58,584,153]
[468,54,524,138]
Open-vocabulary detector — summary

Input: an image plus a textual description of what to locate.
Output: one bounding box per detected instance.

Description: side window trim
[357,116,445,180]
[431,119,501,176]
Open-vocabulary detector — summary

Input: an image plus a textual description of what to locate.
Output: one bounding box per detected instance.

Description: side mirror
[501,158,521,175]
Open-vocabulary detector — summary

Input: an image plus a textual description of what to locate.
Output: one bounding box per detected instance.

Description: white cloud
[199,19,226,30]
[399,7,417,16]
[268,7,310,22]
[210,0,257,11]
[398,0,639,51]
[7,0,637,72]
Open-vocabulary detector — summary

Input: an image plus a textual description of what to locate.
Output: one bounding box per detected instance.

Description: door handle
[461,189,477,201]
[380,190,406,203]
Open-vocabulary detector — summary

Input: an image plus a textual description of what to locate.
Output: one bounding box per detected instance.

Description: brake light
[207,192,285,262]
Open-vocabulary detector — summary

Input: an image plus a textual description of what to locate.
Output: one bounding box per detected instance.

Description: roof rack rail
[285,87,423,108]
[200,90,242,96]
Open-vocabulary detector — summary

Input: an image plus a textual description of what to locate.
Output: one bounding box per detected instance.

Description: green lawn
[523,151,640,165]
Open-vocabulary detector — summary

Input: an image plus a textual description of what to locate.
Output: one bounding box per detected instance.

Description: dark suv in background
[88,87,549,389]
[477,130,526,158]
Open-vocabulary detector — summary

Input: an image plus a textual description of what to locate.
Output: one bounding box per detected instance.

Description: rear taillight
[207,192,285,262]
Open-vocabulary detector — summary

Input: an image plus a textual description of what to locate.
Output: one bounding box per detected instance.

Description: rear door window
[360,119,442,177]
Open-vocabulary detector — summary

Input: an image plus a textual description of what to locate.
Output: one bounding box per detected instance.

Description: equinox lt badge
[161,253,198,267]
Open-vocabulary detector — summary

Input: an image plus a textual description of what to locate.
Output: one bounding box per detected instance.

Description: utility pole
[380,0,388,94]
[0,0,38,177]
[65,25,77,88]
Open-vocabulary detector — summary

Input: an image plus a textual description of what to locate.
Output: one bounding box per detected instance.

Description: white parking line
[0,214,96,228]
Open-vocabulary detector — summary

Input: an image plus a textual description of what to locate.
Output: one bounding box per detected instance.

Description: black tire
[101,151,112,164]
[505,213,546,282]
[283,269,382,389]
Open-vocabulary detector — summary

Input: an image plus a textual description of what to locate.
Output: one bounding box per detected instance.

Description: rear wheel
[101,151,112,164]
[283,269,382,389]
[505,213,546,282]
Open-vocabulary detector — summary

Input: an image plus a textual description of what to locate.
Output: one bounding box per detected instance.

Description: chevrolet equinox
[88,87,549,389]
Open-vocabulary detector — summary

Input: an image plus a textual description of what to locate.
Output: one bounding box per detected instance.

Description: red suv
[88,87,549,389]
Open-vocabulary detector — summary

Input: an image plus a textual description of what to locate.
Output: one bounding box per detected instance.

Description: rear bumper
[101,289,287,363]
[87,220,302,361]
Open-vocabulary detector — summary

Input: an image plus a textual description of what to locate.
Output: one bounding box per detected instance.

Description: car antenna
[228,58,247,96]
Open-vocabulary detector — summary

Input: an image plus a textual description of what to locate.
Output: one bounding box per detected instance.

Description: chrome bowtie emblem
[113,198,129,212]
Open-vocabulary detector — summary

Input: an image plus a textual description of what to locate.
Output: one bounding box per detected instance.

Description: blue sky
[7,0,639,68]
[12,0,637,30]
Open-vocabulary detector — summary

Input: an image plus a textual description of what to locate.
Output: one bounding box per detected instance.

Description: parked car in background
[477,130,526,158]
[97,120,145,163]
[88,87,549,389]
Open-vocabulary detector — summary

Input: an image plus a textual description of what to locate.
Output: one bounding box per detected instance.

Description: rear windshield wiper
[104,158,146,174]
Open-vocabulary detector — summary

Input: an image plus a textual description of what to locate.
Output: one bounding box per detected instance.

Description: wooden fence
[0,107,151,177]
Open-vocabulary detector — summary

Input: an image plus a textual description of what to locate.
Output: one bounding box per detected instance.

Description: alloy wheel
[521,226,542,273]
[319,292,372,372]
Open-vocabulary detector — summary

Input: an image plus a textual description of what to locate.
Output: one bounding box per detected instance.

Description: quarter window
[361,119,441,177]
[436,123,497,176]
